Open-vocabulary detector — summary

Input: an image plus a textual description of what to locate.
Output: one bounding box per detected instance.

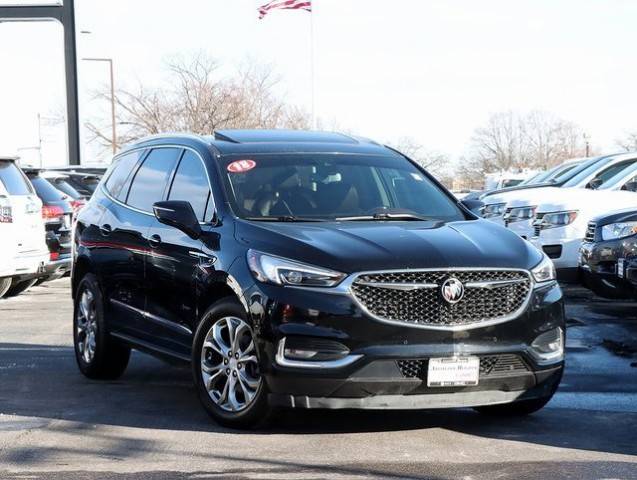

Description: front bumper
[246,278,565,410]
[530,232,582,279]
[580,238,637,297]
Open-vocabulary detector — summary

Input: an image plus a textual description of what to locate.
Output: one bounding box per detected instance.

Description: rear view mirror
[153,201,202,239]
[622,181,637,193]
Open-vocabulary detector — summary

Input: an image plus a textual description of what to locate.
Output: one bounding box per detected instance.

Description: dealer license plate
[618,258,625,278]
[427,356,480,387]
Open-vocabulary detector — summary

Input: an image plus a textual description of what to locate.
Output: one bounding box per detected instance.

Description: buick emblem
[441,277,464,304]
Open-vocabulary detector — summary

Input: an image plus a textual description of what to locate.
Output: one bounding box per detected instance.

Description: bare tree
[469,110,587,175]
[616,132,637,152]
[86,53,310,152]
[388,137,450,176]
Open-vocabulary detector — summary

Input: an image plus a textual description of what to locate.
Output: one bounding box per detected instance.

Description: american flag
[258,0,312,19]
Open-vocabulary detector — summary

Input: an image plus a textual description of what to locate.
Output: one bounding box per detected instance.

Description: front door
[144,150,215,358]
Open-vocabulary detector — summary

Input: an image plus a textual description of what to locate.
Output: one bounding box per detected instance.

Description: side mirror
[153,200,202,240]
[622,181,637,193]
[587,178,603,189]
[461,198,484,214]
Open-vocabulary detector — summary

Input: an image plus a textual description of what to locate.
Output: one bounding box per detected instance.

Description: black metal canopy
[0,1,80,165]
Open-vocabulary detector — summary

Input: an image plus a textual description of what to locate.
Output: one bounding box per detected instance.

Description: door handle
[148,234,162,248]
[99,224,112,236]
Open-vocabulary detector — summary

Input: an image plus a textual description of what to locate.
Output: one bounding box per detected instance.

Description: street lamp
[82,56,116,154]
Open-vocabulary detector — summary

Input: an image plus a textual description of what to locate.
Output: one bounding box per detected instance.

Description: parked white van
[0,157,49,298]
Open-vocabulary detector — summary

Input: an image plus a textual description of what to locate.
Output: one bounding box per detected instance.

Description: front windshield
[598,162,637,190]
[221,154,465,222]
[560,156,612,187]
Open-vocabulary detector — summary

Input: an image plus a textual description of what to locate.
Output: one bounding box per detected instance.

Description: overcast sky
[1,0,636,167]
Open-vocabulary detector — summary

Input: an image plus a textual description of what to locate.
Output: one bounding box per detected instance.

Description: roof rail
[213,131,241,144]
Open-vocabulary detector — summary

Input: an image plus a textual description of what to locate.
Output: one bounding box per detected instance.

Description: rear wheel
[193,298,270,428]
[0,277,11,298]
[4,278,38,298]
[73,273,131,380]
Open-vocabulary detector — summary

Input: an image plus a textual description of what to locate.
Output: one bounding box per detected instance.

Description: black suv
[72,130,565,427]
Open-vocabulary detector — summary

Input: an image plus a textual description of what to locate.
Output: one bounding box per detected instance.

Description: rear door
[103,147,181,342]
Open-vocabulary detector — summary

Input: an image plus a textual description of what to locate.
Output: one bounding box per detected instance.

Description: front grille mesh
[396,355,529,380]
[585,222,597,242]
[351,270,531,327]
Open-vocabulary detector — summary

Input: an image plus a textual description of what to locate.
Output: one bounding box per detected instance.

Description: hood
[483,187,570,207]
[536,189,637,215]
[235,219,542,274]
[591,207,637,226]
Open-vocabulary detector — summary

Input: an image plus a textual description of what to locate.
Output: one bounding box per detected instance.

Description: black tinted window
[0,162,32,195]
[105,150,145,200]
[50,178,82,199]
[221,154,463,221]
[127,148,181,212]
[168,151,211,221]
[28,176,67,202]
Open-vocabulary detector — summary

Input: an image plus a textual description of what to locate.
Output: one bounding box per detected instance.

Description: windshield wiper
[244,216,327,222]
[336,213,434,222]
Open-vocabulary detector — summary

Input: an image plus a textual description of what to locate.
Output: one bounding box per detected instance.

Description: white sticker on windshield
[411,173,424,181]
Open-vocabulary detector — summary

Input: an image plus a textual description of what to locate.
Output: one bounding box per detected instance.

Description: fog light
[283,347,318,360]
[530,327,564,363]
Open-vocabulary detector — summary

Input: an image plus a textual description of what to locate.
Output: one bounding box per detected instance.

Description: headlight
[601,222,637,241]
[482,202,507,218]
[247,250,346,287]
[535,210,578,230]
[505,206,537,223]
[531,254,556,283]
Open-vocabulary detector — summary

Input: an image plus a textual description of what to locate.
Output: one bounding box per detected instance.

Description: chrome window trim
[102,144,217,225]
[290,267,536,331]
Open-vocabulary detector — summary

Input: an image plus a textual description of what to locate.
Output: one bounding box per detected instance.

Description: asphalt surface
[0,279,636,480]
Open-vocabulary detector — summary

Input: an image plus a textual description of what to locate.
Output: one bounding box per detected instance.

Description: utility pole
[83,57,117,154]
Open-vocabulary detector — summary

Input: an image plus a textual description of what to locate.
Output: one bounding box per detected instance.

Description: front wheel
[4,278,38,298]
[192,298,270,428]
[73,273,131,380]
[0,277,11,298]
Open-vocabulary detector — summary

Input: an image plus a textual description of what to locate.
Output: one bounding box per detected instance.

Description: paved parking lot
[0,279,636,479]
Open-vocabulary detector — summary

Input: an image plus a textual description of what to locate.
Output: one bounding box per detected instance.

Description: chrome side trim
[110,298,192,335]
[275,338,362,369]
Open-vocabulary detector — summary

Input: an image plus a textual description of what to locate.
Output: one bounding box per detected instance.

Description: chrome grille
[585,222,597,242]
[396,355,530,379]
[351,270,532,328]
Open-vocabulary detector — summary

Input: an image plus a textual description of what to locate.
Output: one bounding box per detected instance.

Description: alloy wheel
[76,288,98,364]
[200,316,261,412]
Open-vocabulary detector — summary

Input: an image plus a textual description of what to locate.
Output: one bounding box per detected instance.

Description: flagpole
[310,2,316,129]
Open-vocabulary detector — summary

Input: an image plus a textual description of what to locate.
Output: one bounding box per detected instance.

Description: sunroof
[215,130,358,144]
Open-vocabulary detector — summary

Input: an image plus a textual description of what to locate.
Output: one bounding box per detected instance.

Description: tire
[474,368,563,416]
[0,277,11,298]
[4,278,38,298]
[73,273,131,380]
[193,298,270,428]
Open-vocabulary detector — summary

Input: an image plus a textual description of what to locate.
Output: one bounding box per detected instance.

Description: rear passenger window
[127,148,181,212]
[0,162,32,195]
[105,150,145,200]
[168,151,211,221]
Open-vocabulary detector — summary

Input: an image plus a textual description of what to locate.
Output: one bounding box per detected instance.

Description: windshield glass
[221,154,465,221]
[598,162,637,190]
[559,156,622,187]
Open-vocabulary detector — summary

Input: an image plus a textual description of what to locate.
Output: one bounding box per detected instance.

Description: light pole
[83,57,116,154]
